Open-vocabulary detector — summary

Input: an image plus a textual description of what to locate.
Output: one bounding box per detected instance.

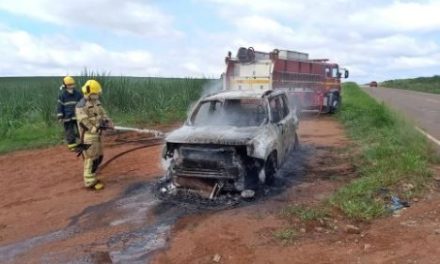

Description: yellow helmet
[82,80,102,96]
[63,76,75,86]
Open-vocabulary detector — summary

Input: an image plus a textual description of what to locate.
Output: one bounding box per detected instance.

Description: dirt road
[151,118,440,264]
[1,117,440,263]
[363,86,440,144]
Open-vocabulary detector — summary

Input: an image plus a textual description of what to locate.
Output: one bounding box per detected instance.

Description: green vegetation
[272,228,297,244]
[0,74,215,153]
[280,205,329,222]
[382,75,440,94]
[331,82,434,220]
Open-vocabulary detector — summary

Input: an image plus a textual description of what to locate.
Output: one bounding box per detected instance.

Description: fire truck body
[223,47,349,113]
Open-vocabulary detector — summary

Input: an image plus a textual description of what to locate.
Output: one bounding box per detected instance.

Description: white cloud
[0,26,160,76]
[232,15,329,51]
[198,0,440,82]
[182,62,201,74]
[0,0,182,38]
[205,0,305,17]
[350,1,440,33]
[0,0,440,82]
[234,16,292,34]
[388,55,440,70]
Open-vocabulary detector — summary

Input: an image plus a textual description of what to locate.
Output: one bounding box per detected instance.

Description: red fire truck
[223,47,349,113]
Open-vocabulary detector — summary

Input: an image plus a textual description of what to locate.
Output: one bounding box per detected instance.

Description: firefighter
[75,80,113,190]
[57,76,83,151]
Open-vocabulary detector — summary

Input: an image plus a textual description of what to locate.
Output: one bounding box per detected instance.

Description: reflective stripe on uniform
[67,143,78,149]
[84,174,96,180]
[62,116,77,122]
[84,158,97,187]
[84,133,100,140]
[58,100,78,106]
[85,180,97,187]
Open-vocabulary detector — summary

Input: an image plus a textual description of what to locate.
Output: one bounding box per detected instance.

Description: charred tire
[164,159,175,182]
[264,153,277,185]
[293,132,299,151]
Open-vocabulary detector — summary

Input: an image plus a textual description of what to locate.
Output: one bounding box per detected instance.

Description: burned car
[162,89,299,196]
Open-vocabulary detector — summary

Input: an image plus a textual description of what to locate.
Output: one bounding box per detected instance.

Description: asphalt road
[362,86,440,146]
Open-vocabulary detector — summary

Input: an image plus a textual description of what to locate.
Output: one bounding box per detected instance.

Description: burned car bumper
[163,143,265,191]
[173,145,241,180]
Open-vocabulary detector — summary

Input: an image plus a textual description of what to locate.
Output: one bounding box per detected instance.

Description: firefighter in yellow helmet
[57,76,83,151]
[75,80,113,190]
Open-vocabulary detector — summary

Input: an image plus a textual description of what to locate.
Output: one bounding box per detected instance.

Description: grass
[381,75,440,94]
[330,82,435,220]
[0,73,216,153]
[272,228,297,244]
[0,123,61,153]
[281,205,329,222]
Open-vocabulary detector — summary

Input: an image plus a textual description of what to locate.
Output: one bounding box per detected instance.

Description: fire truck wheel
[329,92,340,114]
[264,153,277,185]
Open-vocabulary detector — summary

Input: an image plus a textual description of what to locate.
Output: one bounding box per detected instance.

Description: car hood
[165,125,261,145]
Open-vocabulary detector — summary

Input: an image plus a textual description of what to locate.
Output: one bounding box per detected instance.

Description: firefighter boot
[84,159,104,191]
[83,158,98,188]
[83,158,105,190]
[92,181,105,190]
[68,143,79,152]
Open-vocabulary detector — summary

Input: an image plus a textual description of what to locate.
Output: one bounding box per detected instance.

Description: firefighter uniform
[75,80,111,190]
[57,76,83,150]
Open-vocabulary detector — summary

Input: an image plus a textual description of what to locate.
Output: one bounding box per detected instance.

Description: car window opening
[191,99,268,127]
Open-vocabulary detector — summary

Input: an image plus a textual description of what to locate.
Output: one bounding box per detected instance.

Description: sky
[0,0,439,83]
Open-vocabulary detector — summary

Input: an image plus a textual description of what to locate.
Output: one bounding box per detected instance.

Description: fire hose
[98,140,164,173]
[96,125,166,172]
[113,126,164,137]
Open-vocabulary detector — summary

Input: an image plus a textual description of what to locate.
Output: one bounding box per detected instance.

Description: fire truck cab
[223,47,349,113]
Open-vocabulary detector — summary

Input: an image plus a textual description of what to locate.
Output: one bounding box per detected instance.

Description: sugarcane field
[1,1,440,264]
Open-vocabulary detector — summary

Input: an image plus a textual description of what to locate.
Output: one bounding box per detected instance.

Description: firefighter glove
[90,126,98,134]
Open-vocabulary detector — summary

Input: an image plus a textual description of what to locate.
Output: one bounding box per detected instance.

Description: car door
[269,94,289,164]
[280,94,297,153]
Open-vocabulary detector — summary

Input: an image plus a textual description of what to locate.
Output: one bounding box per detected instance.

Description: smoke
[201,78,223,97]
[182,77,224,121]
[178,73,273,129]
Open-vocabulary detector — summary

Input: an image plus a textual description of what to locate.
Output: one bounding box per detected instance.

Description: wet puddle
[0,145,312,263]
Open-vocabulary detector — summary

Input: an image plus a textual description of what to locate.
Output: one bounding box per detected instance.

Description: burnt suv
[162,89,299,193]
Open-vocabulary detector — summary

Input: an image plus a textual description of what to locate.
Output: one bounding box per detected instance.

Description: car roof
[203,89,285,101]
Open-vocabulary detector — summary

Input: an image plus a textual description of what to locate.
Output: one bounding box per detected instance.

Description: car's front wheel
[264,153,277,185]
[293,132,299,151]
